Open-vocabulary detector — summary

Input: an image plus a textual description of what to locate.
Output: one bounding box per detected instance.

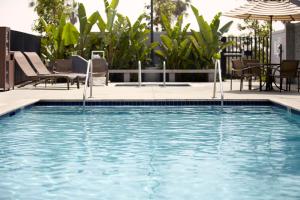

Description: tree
[237,19,270,37]
[146,0,191,31]
[31,0,77,33]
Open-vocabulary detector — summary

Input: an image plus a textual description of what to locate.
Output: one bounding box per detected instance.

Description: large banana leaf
[161,35,173,50]
[86,12,100,35]
[62,22,79,46]
[97,15,106,32]
[109,0,119,10]
[78,3,87,35]
[191,6,233,68]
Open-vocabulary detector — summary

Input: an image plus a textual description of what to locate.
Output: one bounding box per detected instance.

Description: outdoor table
[246,63,280,91]
[261,63,280,91]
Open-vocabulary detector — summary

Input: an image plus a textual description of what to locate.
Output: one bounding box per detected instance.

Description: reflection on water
[0,106,299,200]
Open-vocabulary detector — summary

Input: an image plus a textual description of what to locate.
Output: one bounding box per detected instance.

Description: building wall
[294,23,300,61]
[272,22,300,62]
[271,30,286,64]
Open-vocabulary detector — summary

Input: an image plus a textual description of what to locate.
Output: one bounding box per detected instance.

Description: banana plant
[155,14,192,69]
[107,13,158,68]
[77,3,100,57]
[97,0,157,69]
[190,5,233,68]
[97,0,119,65]
[40,14,79,62]
[126,14,158,67]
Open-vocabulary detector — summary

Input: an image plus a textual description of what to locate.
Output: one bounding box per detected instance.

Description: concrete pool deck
[0,80,299,116]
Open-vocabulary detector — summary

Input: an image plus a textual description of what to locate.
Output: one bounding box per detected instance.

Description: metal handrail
[83,60,92,108]
[213,59,224,107]
[82,51,105,108]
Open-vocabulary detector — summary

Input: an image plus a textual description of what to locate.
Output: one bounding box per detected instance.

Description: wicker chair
[273,60,299,92]
[231,59,262,91]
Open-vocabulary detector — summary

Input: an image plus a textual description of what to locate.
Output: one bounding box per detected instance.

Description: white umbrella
[223,0,300,62]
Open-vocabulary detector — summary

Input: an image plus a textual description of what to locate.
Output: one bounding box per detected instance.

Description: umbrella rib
[290,15,295,21]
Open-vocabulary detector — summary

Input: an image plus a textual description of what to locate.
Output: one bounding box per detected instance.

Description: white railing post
[213,60,217,98]
[89,58,93,98]
[83,60,91,108]
[163,61,166,87]
[212,58,224,106]
[138,60,142,87]
[217,60,224,106]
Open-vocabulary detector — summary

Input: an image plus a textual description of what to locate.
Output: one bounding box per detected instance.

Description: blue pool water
[0,105,300,200]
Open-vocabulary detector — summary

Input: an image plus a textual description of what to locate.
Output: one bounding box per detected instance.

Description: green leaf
[110,0,119,9]
[191,5,199,18]
[107,9,117,31]
[160,35,173,50]
[189,35,202,56]
[161,14,172,36]
[210,13,221,35]
[155,50,166,58]
[86,11,99,34]
[62,22,79,46]
[219,21,233,34]
[97,15,106,32]
[150,42,159,49]
[197,15,213,44]
[78,3,87,35]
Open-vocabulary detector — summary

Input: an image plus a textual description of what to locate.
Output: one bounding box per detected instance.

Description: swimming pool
[0,103,300,200]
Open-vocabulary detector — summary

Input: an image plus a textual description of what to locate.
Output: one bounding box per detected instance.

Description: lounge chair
[231,59,262,91]
[24,52,86,80]
[273,60,299,92]
[13,51,79,89]
[25,52,109,86]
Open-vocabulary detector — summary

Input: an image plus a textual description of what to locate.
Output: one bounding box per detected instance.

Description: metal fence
[221,36,270,77]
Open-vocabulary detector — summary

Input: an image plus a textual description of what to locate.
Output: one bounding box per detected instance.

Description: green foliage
[32,0,77,33]
[97,0,157,68]
[40,15,79,62]
[237,19,271,64]
[96,0,120,65]
[190,6,233,68]
[238,19,270,37]
[155,14,192,69]
[35,1,234,70]
[77,3,100,57]
[148,0,191,31]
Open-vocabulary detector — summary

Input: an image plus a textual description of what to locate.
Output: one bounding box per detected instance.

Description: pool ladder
[213,59,224,107]
[83,51,105,108]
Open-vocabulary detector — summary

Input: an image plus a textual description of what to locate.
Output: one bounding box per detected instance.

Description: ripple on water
[0,106,300,200]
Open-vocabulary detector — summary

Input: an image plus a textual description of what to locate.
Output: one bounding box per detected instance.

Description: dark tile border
[1,99,300,119]
[35,99,273,106]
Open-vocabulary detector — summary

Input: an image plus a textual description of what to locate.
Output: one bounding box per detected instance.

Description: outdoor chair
[92,57,109,86]
[13,51,79,90]
[231,59,262,91]
[272,60,299,92]
[24,52,86,80]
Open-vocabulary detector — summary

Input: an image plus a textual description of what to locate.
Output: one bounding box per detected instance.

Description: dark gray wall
[10,30,41,84]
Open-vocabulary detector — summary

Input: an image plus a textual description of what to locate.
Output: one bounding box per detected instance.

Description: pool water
[0,106,300,200]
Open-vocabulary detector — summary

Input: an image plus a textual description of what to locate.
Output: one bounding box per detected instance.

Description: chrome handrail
[213,59,224,107]
[83,51,105,108]
[83,60,92,108]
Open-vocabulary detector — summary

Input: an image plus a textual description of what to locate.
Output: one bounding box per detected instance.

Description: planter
[143,67,161,82]
[54,59,72,73]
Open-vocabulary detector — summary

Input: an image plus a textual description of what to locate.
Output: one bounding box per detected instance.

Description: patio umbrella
[223,0,300,62]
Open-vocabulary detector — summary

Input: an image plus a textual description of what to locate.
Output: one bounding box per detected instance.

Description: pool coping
[1,99,300,119]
